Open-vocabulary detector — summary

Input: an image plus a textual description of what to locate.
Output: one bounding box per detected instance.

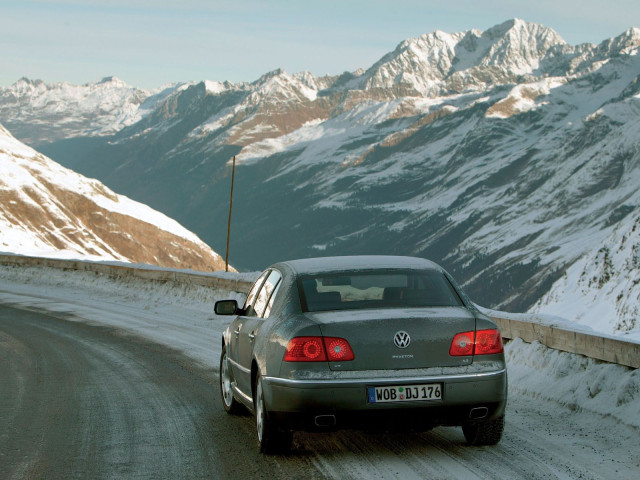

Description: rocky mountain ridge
[0,76,183,145]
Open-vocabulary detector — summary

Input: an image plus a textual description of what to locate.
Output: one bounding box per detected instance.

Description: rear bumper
[263,369,507,431]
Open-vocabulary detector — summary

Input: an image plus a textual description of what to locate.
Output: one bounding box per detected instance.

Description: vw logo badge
[394,331,411,349]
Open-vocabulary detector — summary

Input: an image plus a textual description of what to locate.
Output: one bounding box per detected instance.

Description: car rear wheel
[255,373,292,454]
[462,414,505,446]
[219,346,242,414]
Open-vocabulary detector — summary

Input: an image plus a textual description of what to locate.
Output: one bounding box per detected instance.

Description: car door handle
[233,329,240,336]
[249,332,256,341]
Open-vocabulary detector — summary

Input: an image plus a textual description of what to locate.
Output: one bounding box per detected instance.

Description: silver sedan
[216,256,507,453]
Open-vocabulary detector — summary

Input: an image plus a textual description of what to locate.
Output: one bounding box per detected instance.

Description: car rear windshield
[299,270,464,312]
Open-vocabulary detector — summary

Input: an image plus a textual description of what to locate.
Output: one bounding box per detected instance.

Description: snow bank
[0,264,257,367]
[505,338,640,428]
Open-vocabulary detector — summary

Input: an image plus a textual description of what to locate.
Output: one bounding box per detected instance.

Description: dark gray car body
[219,256,507,433]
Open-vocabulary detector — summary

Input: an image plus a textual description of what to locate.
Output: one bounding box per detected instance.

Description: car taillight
[449,329,503,356]
[475,329,504,355]
[284,336,354,362]
[284,337,327,362]
[450,332,475,356]
[324,337,355,361]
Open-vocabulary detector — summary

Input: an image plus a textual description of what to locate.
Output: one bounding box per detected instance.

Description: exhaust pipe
[314,415,337,427]
[469,407,488,420]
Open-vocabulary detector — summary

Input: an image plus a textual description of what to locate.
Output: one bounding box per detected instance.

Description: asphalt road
[0,305,320,480]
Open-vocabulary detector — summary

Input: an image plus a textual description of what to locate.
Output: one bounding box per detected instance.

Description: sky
[1,0,639,89]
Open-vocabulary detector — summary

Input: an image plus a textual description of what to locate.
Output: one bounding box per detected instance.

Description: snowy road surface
[0,305,312,479]
[1,265,639,479]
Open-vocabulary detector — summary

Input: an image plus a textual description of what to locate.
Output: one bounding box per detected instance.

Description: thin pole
[225,155,236,272]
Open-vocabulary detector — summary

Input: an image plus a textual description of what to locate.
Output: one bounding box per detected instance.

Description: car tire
[462,414,505,446]
[219,345,242,414]
[255,373,293,454]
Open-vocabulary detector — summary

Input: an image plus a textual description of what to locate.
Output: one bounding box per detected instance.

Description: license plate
[367,383,442,403]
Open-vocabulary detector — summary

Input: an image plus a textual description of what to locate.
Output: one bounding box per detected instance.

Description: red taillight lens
[449,329,503,356]
[450,332,475,356]
[324,337,355,361]
[284,336,354,362]
[284,337,327,362]
[475,329,504,355]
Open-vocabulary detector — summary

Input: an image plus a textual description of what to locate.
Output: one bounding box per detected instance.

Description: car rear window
[299,270,463,312]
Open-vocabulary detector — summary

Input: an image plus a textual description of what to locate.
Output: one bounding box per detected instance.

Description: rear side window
[263,280,282,318]
[243,270,270,316]
[299,270,463,312]
[253,270,282,318]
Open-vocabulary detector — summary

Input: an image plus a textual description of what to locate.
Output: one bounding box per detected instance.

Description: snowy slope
[531,213,640,337]
[0,123,228,271]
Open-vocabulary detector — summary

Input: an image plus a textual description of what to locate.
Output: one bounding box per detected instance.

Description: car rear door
[234,270,282,396]
[227,270,268,396]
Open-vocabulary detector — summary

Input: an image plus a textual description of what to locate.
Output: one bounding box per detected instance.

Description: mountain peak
[248,68,319,103]
[253,68,286,85]
[605,26,640,54]
[93,76,130,88]
[10,77,47,94]
[14,77,45,86]
[479,18,566,75]
[352,19,567,97]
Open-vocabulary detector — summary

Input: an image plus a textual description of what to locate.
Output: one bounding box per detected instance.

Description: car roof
[272,255,443,275]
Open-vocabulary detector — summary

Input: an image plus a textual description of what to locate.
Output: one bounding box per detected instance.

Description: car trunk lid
[307,307,477,371]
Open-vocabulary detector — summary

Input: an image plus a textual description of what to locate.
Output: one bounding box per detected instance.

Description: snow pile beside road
[0,264,256,367]
[505,338,640,428]
[1,263,639,430]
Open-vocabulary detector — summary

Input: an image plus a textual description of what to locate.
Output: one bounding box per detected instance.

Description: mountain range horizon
[4,19,639,92]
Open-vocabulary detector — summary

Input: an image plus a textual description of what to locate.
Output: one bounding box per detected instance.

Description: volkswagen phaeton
[215,256,507,453]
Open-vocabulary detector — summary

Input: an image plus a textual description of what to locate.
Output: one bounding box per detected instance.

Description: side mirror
[215,299,238,315]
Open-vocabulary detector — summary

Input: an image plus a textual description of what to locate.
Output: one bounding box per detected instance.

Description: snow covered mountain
[0,76,182,145]
[343,19,572,98]
[2,19,639,317]
[0,123,228,271]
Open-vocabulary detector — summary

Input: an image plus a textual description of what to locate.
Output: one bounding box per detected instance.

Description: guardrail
[489,314,639,369]
[0,253,254,293]
[1,253,638,369]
